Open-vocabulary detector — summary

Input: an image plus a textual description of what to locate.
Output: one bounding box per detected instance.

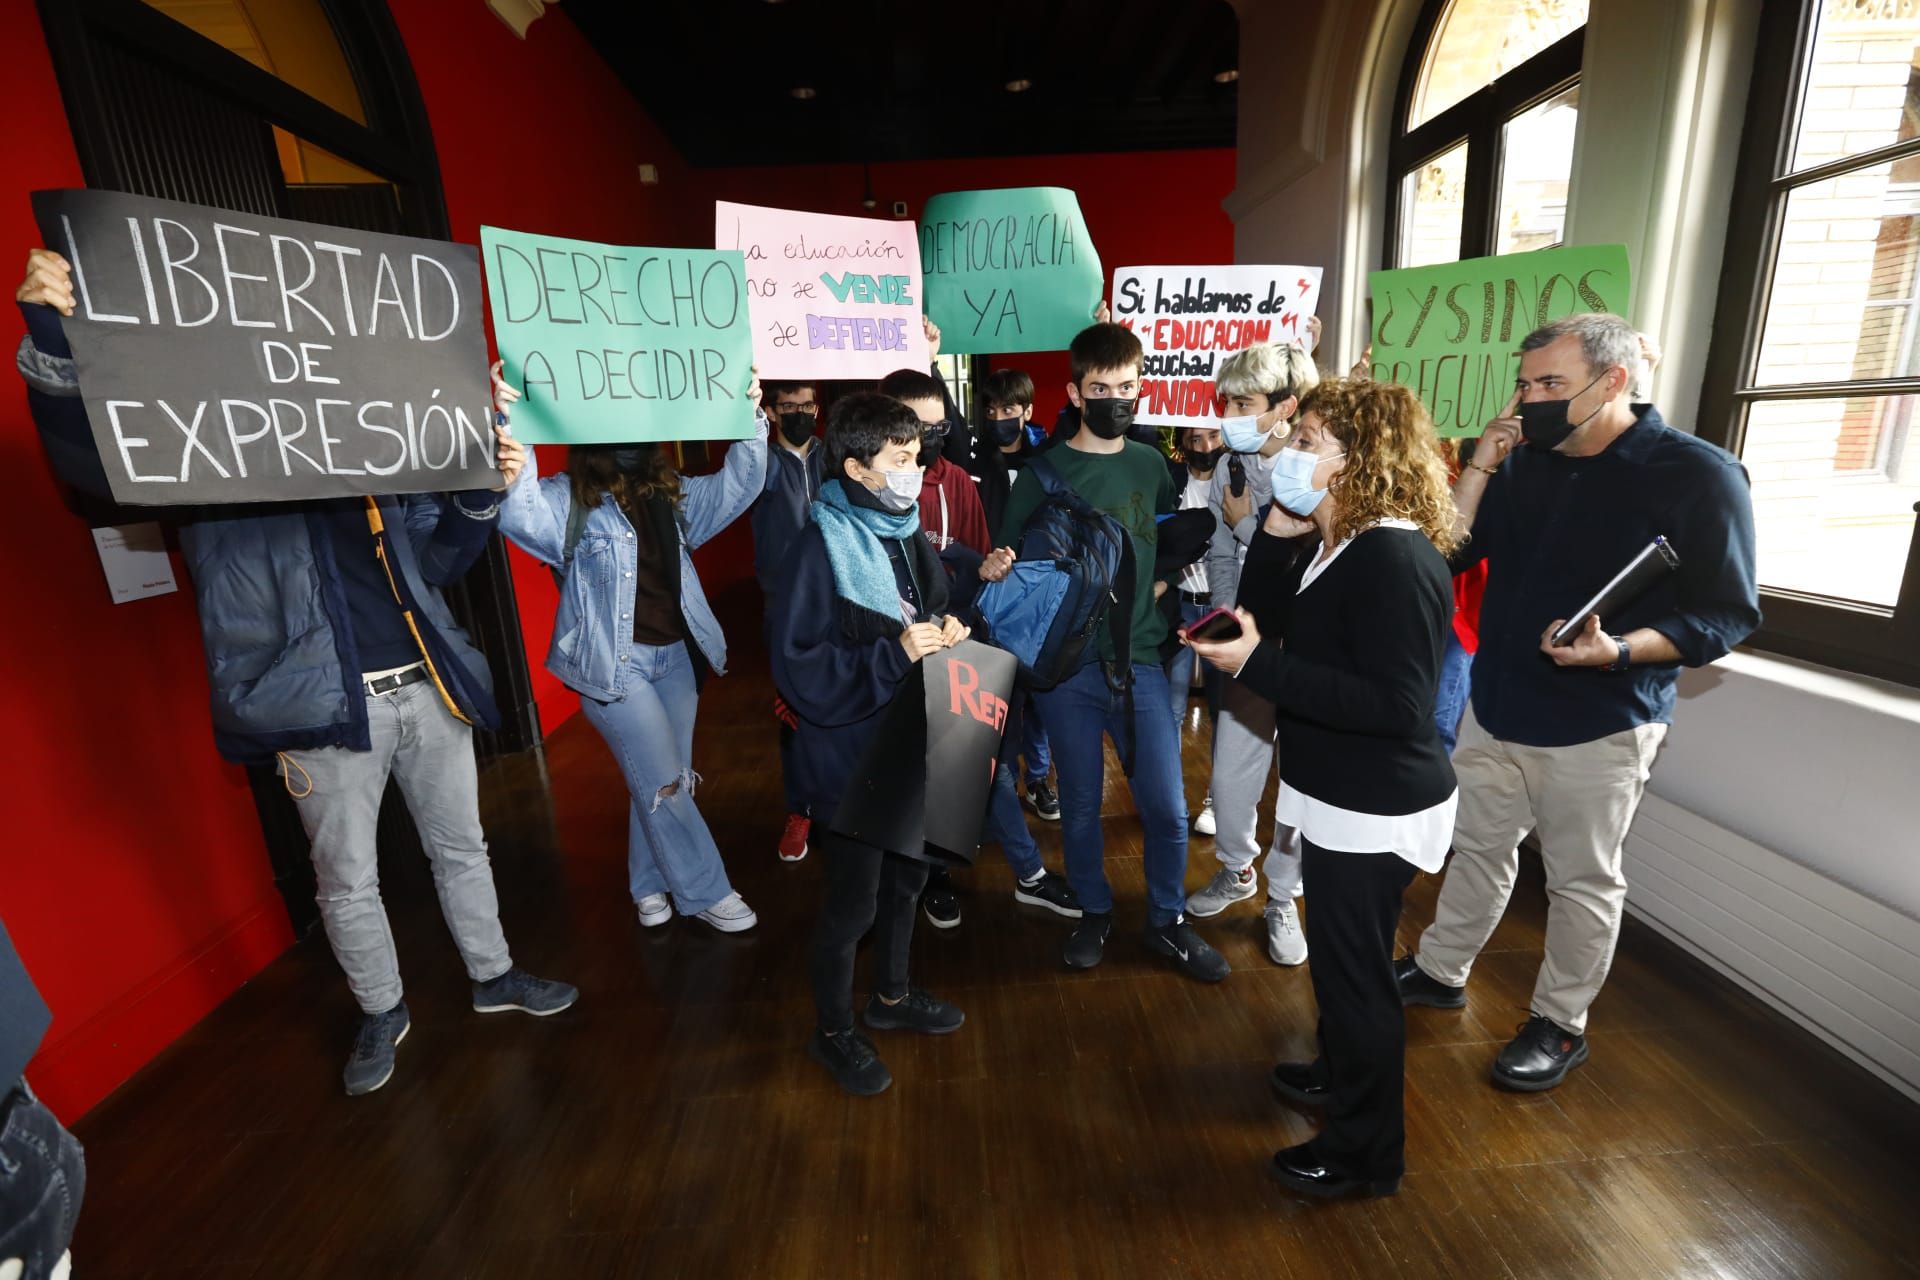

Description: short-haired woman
[1185,377,1461,1199]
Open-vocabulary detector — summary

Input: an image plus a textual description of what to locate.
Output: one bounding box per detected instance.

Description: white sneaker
[1265,898,1308,966]
[1192,796,1217,836]
[637,893,673,928]
[1186,865,1257,917]
[696,892,758,934]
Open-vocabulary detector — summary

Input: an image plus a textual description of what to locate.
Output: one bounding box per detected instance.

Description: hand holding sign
[16,248,74,315]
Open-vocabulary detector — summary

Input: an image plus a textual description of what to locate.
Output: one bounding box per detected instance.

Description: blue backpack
[977,455,1137,698]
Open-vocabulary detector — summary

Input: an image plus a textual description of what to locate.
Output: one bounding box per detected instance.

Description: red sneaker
[778,813,810,863]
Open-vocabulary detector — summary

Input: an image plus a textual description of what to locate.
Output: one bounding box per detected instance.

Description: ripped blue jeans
[579,641,736,915]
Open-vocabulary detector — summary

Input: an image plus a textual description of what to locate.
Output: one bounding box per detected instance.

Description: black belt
[1180,590,1209,606]
[364,666,429,697]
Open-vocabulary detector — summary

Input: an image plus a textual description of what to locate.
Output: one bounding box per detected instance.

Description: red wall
[0,0,292,1121]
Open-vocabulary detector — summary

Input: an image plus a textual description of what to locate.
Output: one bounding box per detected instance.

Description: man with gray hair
[1396,312,1760,1090]
[1182,342,1319,966]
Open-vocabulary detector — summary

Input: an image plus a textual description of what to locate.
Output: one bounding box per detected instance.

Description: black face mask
[1080,396,1138,440]
[1519,372,1609,451]
[985,416,1025,448]
[608,446,652,473]
[1184,446,1224,474]
[776,411,815,447]
[917,420,951,469]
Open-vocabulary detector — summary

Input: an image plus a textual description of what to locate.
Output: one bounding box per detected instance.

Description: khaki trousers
[1415,703,1667,1034]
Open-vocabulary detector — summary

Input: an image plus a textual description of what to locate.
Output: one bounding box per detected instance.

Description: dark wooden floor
[71,637,1920,1278]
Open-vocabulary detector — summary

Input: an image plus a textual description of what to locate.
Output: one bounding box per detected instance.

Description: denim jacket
[498,417,770,700]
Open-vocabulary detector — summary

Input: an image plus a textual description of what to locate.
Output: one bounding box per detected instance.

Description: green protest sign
[1369,244,1631,437]
[481,225,756,445]
[919,187,1103,353]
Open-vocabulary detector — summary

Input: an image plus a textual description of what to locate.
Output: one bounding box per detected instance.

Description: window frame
[1384,0,1586,268]
[1698,0,1920,689]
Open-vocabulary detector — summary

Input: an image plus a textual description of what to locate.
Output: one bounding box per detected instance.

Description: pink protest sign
[716,201,931,381]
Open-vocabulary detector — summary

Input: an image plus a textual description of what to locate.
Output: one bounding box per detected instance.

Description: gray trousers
[1210,678,1304,899]
[281,680,512,1014]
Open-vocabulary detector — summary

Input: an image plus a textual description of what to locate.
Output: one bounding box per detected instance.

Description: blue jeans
[1166,598,1224,727]
[1018,690,1050,783]
[1434,631,1472,755]
[1034,661,1189,926]
[985,763,1044,881]
[580,641,736,915]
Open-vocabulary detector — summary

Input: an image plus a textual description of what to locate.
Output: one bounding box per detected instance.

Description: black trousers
[810,831,929,1034]
[1300,838,1418,1179]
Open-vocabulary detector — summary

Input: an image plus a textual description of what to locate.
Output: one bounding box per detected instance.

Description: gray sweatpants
[280,679,512,1014]
[1210,677,1304,900]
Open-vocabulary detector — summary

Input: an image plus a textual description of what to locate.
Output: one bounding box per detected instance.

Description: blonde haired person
[1186,378,1461,1200]
[1183,341,1320,964]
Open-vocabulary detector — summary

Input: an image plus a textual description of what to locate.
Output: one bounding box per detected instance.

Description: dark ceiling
[563,0,1240,168]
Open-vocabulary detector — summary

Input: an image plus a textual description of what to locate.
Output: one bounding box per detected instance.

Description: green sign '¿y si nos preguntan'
[1368,244,1632,438]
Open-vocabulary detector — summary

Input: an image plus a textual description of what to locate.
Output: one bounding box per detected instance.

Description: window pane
[1495,84,1579,254]
[1409,0,1588,129]
[1790,0,1920,175]
[1397,141,1468,268]
[1743,395,1919,607]
[139,0,367,124]
[1754,177,1920,386]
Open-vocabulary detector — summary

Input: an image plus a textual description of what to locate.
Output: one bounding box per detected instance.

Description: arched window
[1386,0,1588,268]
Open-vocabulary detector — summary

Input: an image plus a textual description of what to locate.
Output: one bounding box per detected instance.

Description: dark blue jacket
[18,302,500,764]
[0,917,50,1087]
[768,488,947,822]
[1458,404,1761,748]
[750,440,825,596]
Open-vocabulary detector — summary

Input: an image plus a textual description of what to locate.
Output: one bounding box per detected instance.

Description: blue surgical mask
[1269,446,1345,516]
[1221,413,1282,454]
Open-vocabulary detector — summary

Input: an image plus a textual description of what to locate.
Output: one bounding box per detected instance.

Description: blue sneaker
[343,1002,410,1097]
[471,967,579,1016]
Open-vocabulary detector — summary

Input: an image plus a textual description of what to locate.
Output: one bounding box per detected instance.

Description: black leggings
[810,831,930,1033]
[1300,838,1418,1179]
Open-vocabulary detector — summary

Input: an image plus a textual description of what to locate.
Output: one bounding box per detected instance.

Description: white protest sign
[1111,265,1323,427]
[716,201,930,380]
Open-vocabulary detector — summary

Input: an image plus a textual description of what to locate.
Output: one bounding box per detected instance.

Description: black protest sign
[829,639,1017,867]
[33,189,498,506]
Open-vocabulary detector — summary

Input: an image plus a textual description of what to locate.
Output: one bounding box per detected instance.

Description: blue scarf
[813,479,920,621]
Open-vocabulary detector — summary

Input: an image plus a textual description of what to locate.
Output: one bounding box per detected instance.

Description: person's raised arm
[1451,391,1521,543]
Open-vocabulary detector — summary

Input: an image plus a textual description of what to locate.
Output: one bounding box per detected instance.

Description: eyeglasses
[774,402,818,415]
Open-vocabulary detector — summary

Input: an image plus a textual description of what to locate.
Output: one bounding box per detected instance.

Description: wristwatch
[1606,636,1632,672]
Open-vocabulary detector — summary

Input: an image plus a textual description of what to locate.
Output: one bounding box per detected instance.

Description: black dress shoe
[1492,1014,1589,1092]
[1395,954,1467,1009]
[1268,1060,1329,1108]
[1268,1142,1400,1199]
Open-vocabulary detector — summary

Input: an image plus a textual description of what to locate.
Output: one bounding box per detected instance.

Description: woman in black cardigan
[1185,377,1460,1200]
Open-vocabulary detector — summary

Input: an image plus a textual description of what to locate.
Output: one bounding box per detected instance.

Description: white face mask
[872,467,921,513]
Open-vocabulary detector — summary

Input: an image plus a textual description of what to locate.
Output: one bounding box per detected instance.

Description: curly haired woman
[1185,377,1462,1200]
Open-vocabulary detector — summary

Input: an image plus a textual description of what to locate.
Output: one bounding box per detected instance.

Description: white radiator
[1623,791,1920,1104]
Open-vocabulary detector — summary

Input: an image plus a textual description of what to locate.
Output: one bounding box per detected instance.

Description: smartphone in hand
[1185,607,1243,642]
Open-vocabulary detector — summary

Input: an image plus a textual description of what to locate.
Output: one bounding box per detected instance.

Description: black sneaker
[472,967,580,1016]
[343,1001,410,1097]
[807,1027,892,1096]
[1143,918,1230,983]
[1492,1015,1589,1092]
[1012,870,1083,918]
[863,989,965,1035]
[1063,912,1113,970]
[1026,778,1061,822]
[921,871,962,930]
[1394,954,1466,1009]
